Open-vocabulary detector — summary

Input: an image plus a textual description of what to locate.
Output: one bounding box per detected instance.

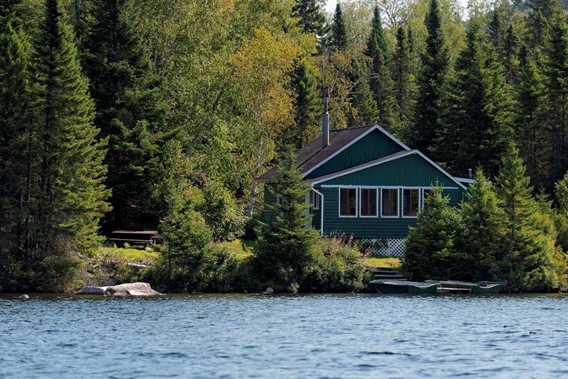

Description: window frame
[310,190,320,210]
[380,187,400,218]
[402,187,421,218]
[359,186,379,218]
[338,186,358,218]
[421,188,433,209]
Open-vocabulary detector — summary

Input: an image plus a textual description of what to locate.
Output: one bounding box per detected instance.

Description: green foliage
[456,169,507,281]
[366,7,397,129]
[409,0,450,159]
[393,26,417,132]
[303,238,368,292]
[496,145,566,291]
[349,57,379,127]
[83,0,167,231]
[444,23,514,176]
[255,145,319,289]
[329,3,347,50]
[290,59,321,147]
[293,0,326,37]
[403,188,462,281]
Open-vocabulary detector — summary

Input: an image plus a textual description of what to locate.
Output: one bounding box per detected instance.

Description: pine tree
[83,0,166,231]
[403,187,462,281]
[496,145,564,291]
[255,145,318,288]
[329,3,347,51]
[349,57,379,127]
[443,24,514,177]
[457,169,507,281]
[29,0,110,288]
[366,6,397,129]
[410,0,449,158]
[293,0,326,37]
[544,12,568,187]
[393,25,416,131]
[290,60,321,148]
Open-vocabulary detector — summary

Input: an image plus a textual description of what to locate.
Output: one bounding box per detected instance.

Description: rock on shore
[78,282,161,297]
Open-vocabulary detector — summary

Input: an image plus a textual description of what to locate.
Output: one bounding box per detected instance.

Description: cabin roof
[260,125,408,181]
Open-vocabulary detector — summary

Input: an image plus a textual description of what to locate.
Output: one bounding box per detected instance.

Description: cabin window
[403,188,420,217]
[339,188,357,217]
[360,188,378,217]
[310,191,320,210]
[381,188,399,217]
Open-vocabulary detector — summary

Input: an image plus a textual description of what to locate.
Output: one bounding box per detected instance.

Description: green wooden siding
[320,154,459,188]
[317,186,464,239]
[305,129,405,179]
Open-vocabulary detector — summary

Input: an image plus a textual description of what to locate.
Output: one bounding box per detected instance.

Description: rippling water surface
[2,294,568,378]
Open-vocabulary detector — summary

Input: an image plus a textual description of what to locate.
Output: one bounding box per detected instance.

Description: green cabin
[261,125,471,256]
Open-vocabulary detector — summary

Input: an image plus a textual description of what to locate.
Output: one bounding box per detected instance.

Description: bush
[303,238,368,292]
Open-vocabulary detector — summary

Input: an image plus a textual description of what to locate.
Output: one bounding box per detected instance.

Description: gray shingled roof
[259,126,376,181]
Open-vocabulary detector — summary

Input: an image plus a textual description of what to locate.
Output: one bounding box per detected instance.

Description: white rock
[263,287,274,295]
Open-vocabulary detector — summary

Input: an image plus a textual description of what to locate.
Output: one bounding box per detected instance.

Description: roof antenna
[322,86,330,148]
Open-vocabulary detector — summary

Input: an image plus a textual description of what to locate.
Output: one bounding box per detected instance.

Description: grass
[363,257,402,269]
[93,246,160,264]
[211,239,254,261]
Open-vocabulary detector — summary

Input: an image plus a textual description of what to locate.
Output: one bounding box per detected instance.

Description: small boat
[472,282,506,294]
[369,279,440,295]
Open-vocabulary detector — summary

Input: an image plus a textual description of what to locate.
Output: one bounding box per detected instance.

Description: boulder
[263,287,274,295]
[18,294,30,300]
[77,282,161,297]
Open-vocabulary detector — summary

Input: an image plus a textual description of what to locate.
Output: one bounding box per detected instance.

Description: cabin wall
[305,129,405,179]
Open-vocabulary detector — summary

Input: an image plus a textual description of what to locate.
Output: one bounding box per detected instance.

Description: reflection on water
[1,294,568,378]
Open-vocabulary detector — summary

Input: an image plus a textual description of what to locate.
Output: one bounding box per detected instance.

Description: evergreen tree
[443,24,514,177]
[544,13,568,187]
[527,0,562,47]
[366,6,397,129]
[403,188,462,281]
[496,145,564,291]
[0,6,36,287]
[329,3,347,51]
[83,0,166,231]
[255,145,318,289]
[457,169,507,281]
[515,46,549,188]
[293,0,326,37]
[30,0,110,287]
[410,0,449,158]
[393,25,416,131]
[290,60,321,148]
[503,24,520,84]
[349,57,379,127]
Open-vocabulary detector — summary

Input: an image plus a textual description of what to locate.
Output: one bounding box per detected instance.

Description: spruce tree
[0,6,36,286]
[457,169,507,281]
[366,6,397,129]
[29,0,110,288]
[443,24,514,177]
[290,60,321,148]
[503,24,520,84]
[349,57,379,127]
[393,25,416,131]
[527,0,562,47]
[410,0,449,158]
[496,145,564,291]
[544,13,568,187]
[255,145,318,289]
[403,188,462,281]
[329,3,347,51]
[293,0,326,37]
[83,0,166,231]
[515,46,549,188]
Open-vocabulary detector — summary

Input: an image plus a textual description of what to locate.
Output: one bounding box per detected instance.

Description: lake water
[2,294,568,378]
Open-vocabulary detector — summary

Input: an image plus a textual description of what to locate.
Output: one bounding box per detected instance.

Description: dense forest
[1,0,568,293]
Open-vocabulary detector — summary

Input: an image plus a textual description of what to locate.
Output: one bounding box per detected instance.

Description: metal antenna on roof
[322,86,330,148]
